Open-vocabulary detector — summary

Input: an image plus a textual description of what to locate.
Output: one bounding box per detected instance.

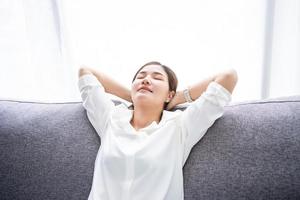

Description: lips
[138,86,153,93]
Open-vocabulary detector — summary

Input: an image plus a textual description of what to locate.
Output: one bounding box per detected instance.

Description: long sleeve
[78,74,115,138]
[180,81,232,166]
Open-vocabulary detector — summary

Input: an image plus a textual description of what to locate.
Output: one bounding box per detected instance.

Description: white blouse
[78,74,232,200]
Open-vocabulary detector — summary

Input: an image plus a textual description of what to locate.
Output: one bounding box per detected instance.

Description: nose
[142,76,151,85]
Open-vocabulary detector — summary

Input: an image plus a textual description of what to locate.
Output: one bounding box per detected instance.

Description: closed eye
[136,75,163,80]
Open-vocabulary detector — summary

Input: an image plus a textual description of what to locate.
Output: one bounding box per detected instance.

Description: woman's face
[131,64,173,109]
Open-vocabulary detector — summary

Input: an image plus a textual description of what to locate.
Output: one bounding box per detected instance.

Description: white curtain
[0,0,299,103]
[0,0,77,102]
[262,0,300,99]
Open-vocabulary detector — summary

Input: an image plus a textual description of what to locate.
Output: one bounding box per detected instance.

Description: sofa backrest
[0,96,300,200]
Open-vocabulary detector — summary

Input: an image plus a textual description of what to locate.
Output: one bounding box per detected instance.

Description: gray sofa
[1,96,300,200]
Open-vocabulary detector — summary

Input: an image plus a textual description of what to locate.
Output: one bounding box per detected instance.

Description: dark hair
[131,61,178,110]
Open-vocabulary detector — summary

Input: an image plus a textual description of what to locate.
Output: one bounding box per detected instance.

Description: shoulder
[200,81,232,107]
[78,73,104,92]
[161,109,183,123]
[110,103,132,120]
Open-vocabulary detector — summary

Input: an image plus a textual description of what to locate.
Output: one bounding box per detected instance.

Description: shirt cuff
[78,74,104,92]
[204,81,232,106]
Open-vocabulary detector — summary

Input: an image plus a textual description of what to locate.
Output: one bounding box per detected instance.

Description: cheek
[154,83,169,95]
[131,81,140,91]
[158,81,169,90]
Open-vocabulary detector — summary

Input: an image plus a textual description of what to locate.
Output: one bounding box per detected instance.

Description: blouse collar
[112,104,181,135]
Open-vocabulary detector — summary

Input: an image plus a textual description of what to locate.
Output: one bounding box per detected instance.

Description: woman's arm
[78,65,132,102]
[166,69,238,110]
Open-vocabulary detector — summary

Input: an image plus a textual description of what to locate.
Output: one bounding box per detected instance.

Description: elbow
[216,69,238,94]
[78,65,92,78]
[225,69,238,93]
[227,69,238,85]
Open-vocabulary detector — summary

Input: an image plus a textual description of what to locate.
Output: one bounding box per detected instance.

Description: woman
[78,61,238,200]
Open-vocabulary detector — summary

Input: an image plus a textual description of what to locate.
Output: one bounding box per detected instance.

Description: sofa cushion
[182,96,300,199]
[0,101,100,199]
[0,96,299,200]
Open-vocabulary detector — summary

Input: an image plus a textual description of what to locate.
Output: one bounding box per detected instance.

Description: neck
[130,104,163,131]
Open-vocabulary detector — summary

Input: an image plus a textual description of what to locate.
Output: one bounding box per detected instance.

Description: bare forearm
[78,66,132,102]
[173,69,238,105]
[172,74,216,106]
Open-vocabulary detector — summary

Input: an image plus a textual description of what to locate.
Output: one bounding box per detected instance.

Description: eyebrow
[138,71,165,76]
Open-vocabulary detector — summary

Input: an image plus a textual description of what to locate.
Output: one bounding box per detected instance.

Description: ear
[165,91,176,103]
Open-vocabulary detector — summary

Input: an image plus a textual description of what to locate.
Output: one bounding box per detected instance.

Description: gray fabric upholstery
[0,96,300,200]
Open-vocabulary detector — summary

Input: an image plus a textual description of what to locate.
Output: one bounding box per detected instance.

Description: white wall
[64,0,266,103]
[1,0,299,103]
